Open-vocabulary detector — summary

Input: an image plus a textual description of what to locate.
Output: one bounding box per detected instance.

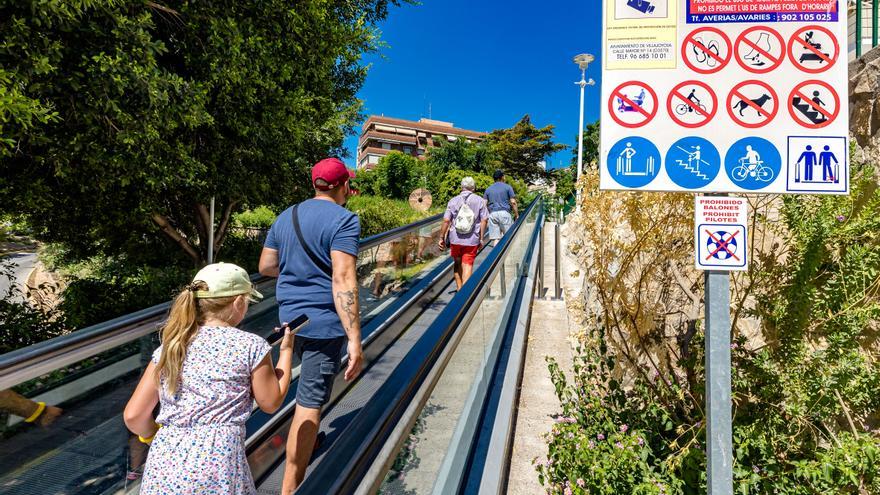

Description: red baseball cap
[312,157,355,191]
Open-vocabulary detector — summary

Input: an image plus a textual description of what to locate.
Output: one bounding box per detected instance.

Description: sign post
[600,1,848,491]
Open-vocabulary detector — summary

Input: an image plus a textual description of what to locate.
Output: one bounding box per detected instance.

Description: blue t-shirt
[264,199,360,339]
[484,182,516,213]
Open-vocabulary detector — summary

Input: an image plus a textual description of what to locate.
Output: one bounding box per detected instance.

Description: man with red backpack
[438,176,489,290]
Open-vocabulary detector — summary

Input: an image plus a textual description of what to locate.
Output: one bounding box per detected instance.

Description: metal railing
[0,212,442,391]
[853,0,880,57]
[295,197,542,494]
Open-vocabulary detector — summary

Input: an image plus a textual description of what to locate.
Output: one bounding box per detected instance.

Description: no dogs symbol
[726,80,779,128]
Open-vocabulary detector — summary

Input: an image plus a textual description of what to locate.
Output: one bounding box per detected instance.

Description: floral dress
[141,326,271,495]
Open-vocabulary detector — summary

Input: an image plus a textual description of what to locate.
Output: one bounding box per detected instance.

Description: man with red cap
[258,157,363,492]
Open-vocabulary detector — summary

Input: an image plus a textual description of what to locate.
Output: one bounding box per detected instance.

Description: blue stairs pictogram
[675,158,709,180]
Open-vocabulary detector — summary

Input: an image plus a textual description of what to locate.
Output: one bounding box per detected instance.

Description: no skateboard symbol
[788,25,839,74]
[608,81,658,129]
[667,81,717,128]
[735,26,784,74]
[788,80,840,129]
[726,80,778,129]
[682,27,732,74]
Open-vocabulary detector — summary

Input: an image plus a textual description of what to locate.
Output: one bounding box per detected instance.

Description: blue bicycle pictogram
[724,137,781,190]
[664,137,720,189]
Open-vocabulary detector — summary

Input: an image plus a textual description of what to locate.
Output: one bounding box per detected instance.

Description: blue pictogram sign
[664,137,720,189]
[724,137,781,190]
[607,137,661,188]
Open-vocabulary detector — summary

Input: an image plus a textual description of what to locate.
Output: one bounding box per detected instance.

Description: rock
[849,45,880,165]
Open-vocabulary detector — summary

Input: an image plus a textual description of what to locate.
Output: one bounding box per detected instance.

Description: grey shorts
[487,211,514,240]
[294,336,346,409]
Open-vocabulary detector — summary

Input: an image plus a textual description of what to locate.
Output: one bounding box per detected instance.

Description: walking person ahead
[439,176,489,290]
[258,157,363,493]
[484,170,518,246]
[124,262,294,495]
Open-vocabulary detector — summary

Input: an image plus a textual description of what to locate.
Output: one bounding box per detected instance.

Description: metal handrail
[295,197,541,494]
[0,214,444,389]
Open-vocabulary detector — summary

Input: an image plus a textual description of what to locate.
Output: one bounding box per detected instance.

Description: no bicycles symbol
[667,81,717,129]
[735,26,785,74]
[682,27,732,74]
[788,80,840,129]
[788,25,839,74]
[608,81,658,129]
[726,80,778,129]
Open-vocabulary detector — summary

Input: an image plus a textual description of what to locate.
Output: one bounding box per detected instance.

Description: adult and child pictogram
[786,136,847,193]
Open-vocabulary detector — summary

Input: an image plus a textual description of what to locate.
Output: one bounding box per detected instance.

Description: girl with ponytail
[124,263,294,495]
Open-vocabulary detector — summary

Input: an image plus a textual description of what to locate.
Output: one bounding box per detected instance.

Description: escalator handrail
[0,214,444,382]
[295,197,541,494]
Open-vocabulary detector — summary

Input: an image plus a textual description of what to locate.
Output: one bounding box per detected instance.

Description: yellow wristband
[138,423,162,445]
[24,402,46,423]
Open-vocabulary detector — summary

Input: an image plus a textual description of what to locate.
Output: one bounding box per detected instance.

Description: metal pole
[705,270,732,495]
[537,222,545,299]
[554,223,562,300]
[207,196,215,265]
[576,69,586,202]
[873,0,878,48]
[857,0,864,57]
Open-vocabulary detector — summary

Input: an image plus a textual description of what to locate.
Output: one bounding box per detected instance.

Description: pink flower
[836,215,846,222]
[615,441,624,449]
[638,436,645,446]
[620,424,629,433]
[588,440,595,449]
[564,487,573,495]
[577,478,586,487]
[597,433,605,440]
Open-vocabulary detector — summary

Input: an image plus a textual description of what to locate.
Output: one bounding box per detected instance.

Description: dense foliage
[538,161,880,494]
[347,195,439,237]
[486,114,567,182]
[0,0,404,267]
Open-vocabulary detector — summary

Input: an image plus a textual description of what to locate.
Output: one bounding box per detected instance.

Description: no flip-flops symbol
[788,25,839,74]
[735,26,784,74]
[788,80,840,129]
[608,81,658,129]
[726,80,779,129]
[667,81,717,129]
[682,27,732,74]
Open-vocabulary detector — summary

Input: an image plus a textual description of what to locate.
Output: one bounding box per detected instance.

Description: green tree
[426,136,496,176]
[437,169,492,204]
[372,151,425,200]
[570,120,601,168]
[0,0,406,267]
[486,115,566,183]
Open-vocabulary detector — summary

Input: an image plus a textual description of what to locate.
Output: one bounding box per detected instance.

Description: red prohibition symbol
[608,81,658,129]
[667,81,717,129]
[682,27,732,74]
[788,25,839,74]
[788,80,840,129]
[726,80,779,129]
[735,26,785,74]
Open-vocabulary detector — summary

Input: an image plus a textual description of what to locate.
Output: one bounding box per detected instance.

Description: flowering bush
[538,160,880,493]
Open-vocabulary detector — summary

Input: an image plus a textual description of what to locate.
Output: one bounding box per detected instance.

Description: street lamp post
[573,54,596,202]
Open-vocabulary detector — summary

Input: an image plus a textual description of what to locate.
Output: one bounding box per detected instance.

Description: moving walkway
[0,197,546,494]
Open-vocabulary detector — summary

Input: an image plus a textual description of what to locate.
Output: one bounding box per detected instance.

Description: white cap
[192,263,262,302]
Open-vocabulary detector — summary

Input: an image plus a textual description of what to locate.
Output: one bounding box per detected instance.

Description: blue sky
[342,0,603,170]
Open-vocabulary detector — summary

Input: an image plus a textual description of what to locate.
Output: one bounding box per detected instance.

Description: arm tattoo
[335,289,357,329]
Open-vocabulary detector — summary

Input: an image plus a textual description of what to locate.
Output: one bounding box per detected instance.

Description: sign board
[601,0,849,195]
[694,196,748,271]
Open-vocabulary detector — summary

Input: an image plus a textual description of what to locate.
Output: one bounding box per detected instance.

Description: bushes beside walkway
[537,161,880,493]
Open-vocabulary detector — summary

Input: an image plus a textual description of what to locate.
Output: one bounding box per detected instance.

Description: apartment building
[356,116,486,170]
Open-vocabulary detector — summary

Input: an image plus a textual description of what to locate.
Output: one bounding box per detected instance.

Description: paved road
[1,252,38,302]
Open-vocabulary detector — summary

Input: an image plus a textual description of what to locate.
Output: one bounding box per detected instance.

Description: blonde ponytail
[155,281,240,395]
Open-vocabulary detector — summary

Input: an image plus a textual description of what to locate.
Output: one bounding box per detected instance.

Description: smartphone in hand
[266,314,309,345]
